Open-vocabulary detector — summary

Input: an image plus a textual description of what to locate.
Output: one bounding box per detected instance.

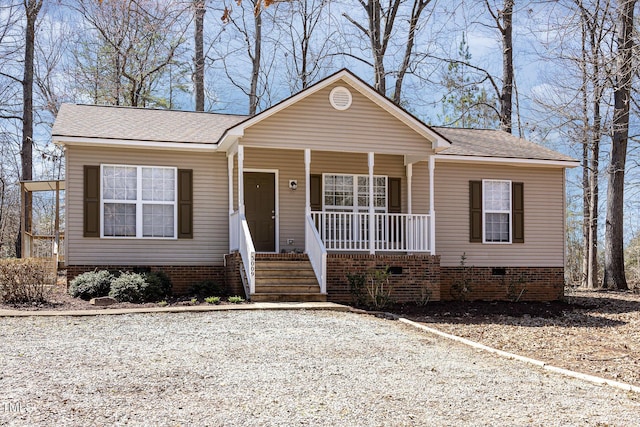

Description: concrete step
[250,292,328,302]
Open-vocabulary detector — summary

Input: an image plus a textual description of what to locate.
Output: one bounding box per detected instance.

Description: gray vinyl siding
[66,145,228,266]
[434,162,565,267]
[240,82,433,156]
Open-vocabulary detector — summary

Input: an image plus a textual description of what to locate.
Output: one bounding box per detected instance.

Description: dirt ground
[2,277,639,388]
[393,289,640,387]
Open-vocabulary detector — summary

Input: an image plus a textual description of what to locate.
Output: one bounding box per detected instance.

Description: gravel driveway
[1,310,639,426]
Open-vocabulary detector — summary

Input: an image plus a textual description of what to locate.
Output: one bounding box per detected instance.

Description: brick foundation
[67,260,565,302]
[326,254,441,304]
[440,266,564,302]
[66,265,226,295]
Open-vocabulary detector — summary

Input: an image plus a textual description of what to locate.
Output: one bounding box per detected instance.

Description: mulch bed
[390,289,640,387]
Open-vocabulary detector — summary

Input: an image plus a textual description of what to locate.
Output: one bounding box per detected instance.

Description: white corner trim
[434,154,580,168]
[54,136,218,152]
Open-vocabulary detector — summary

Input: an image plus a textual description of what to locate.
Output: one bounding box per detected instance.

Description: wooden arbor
[20,180,65,269]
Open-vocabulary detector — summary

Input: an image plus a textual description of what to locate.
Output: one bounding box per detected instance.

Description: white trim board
[435,154,580,168]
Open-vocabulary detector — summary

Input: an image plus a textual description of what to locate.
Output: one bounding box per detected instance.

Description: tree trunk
[393,0,430,105]
[370,0,386,95]
[194,0,205,111]
[19,0,42,258]
[249,7,261,115]
[603,0,635,290]
[499,0,514,134]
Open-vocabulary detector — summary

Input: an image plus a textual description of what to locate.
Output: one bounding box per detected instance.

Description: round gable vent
[329,86,352,110]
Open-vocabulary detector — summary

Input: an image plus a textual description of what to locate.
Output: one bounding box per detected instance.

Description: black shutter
[469,181,482,243]
[388,177,401,213]
[512,182,524,243]
[84,165,100,237]
[178,169,193,238]
[310,174,322,211]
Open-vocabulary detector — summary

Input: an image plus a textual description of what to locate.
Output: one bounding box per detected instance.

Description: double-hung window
[323,174,387,212]
[101,165,177,238]
[483,179,511,243]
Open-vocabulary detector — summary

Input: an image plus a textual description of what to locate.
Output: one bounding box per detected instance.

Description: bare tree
[194,0,206,111]
[342,0,435,103]
[219,0,273,115]
[273,0,336,92]
[576,0,612,289]
[603,0,636,290]
[68,0,190,107]
[529,0,615,288]
[484,0,514,133]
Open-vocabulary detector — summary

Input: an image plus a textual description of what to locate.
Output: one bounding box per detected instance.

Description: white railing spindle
[311,211,432,253]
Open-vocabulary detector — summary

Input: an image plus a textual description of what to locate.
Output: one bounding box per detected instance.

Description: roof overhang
[53,136,219,152]
[434,154,580,168]
[217,69,450,153]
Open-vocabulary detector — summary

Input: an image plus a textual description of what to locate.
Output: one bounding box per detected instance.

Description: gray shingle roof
[52,104,248,144]
[433,127,576,162]
[52,104,576,164]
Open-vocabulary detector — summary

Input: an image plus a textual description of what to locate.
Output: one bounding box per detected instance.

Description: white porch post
[238,145,245,215]
[304,149,311,215]
[228,152,235,252]
[368,152,375,254]
[406,163,413,252]
[227,153,235,215]
[429,155,436,255]
[406,163,413,215]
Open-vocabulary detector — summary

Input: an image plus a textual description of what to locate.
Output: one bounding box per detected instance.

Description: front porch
[227,146,437,301]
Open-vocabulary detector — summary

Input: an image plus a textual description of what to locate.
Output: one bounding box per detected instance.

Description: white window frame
[100,164,178,239]
[322,173,388,212]
[482,179,512,244]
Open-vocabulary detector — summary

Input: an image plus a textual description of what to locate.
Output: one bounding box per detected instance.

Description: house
[51,69,579,303]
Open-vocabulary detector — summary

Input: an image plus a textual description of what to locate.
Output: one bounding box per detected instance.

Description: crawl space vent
[329,86,352,110]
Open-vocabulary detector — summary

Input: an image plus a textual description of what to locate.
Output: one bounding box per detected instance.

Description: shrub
[142,271,172,301]
[366,267,393,310]
[204,296,221,304]
[108,272,148,303]
[450,253,473,301]
[346,267,394,310]
[188,279,225,298]
[228,295,245,304]
[346,272,367,306]
[68,270,114,300]
[0,258,55,304]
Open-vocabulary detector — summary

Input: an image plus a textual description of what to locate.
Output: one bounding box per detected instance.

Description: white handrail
[305,214,327,294]
[311,211,431,253]
[238,213,255,295]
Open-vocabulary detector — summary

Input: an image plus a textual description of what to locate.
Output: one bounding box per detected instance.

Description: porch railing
[311,211,431,253]
[230,211,255,295]
[23,231,65,265]
[305,214,327,294]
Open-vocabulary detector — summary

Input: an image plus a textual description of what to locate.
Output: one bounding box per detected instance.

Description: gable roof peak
[218,68,450,152]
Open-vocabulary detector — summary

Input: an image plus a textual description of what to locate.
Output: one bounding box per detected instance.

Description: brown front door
[244,172,276,252]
